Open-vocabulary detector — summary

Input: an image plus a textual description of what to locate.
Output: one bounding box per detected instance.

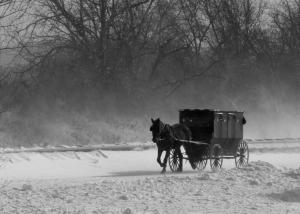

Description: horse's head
[150,118,164,143]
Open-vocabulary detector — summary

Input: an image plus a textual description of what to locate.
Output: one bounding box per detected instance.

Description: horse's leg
[175,145,183,172]
[186,144,196,169]
[157,148,164,167]
[161,149,170,173]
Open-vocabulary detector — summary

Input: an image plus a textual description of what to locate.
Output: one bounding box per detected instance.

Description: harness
[159,123,175,142]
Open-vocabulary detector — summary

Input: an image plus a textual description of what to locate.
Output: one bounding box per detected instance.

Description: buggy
[168,109,249,171]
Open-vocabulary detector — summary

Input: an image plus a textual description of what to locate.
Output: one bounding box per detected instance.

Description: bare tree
[151,0,267,97]
[272,0,300,56]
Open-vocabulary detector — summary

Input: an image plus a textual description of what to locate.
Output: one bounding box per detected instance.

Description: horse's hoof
[191,163,196,169]
[161,169,166,174]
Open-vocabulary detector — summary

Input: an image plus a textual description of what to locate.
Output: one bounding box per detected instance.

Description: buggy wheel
[168,149,180,172]
[210,144,223,169]
[194,146,209,170]
[235,140,249,168]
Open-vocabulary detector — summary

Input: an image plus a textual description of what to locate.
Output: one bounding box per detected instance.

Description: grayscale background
[0,0,299,213]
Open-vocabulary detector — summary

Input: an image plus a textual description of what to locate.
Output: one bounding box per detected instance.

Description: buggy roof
[179,109,244,114]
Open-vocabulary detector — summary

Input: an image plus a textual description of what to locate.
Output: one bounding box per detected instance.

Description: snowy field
[0,140,300,213]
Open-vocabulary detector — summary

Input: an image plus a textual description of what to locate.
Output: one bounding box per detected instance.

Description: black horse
[150,118,192,173]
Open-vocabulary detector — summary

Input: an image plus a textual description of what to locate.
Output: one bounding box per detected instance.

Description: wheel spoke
[215,160,219,167]
[213,159,217,166]
[242,157,246,165]
[210,144,223,169]
[242,158,246,166]
[239,158,243,167]
[235,141,249,168]
[169,149,181,172]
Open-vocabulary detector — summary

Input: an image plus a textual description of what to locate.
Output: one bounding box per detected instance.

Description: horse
[150,118,193,173]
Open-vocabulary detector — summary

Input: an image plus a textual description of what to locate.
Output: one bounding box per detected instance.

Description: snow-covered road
[0,148,300,179]
[1,160,300,214]
[1,143,300,213]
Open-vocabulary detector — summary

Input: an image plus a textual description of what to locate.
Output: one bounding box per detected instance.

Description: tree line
[0,0,299,115]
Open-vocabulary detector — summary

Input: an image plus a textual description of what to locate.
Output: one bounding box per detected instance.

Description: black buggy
[168,109,249,172]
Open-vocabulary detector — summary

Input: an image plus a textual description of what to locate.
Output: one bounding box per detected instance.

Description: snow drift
[0,161,300,213]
